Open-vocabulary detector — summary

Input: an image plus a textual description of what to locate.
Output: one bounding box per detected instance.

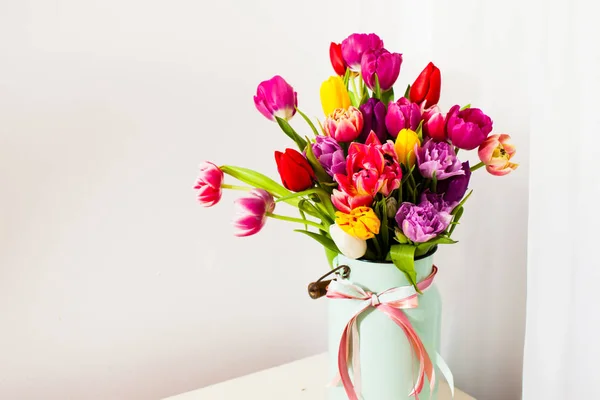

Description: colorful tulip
[329,223,367,260]
[394,128,421,167]
[324,106,364,142]
[334,133,401,208]
[320,76,352,116]
[331,189,373,214]
[358,98,388,142]
[437,161,471,203]
[341,33,384,72]
[233,189,275,237]
[416,139,464,180]
[385,98,422,138]
[410,62,441,108]
[360,48,402,92]
[194,161,224,207]
[395,201,453,243]
[311,136,346,177]
[275,148,315,192]
[329,42,346,76]
[423,105,447,142]
[253,76,298,121]
[446,105,493,150]
[478,134,519,176]
[336,206,381,240]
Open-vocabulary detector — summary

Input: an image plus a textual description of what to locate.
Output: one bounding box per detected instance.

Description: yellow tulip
[395,128,421,167]
[320,76,351,116]
[335,207,381,240]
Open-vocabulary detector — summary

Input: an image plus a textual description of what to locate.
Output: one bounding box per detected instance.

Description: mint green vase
[327,251,441,400]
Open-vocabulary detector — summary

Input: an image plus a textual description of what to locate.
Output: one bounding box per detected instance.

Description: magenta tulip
[385,98,422,138]
[254,76,298,121]
[194,162,223,207]
[446,105,493,150]
[360,48,402,92]
[341,33,384,72]
[233,189,275,237]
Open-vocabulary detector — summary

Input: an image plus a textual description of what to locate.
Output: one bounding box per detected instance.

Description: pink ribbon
[326,266,439,400]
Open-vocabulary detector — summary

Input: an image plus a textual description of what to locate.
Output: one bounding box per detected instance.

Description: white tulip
[329,223,367,260]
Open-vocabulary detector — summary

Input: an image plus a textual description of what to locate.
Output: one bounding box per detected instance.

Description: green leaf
[295,229,340,254]
[296,108,319,137]
[304,136,334,183]
[316,118,325,135]
[460,103,471,111]
[381,87,394,105]
[275,117,308,150]
[325,247,339,269]
[417,236,458,249]
[275,188,321,203]
[415,119,424,140]
[404,84,411,99]
[452,190,473,215]
[380,199,389,252]
[298,200,308,231]
[349,91,359,108]
[360,88,370,106]
[448,206,463,236]
[390,244,420,293]
[220,165,293,200]
[393,228,410,244]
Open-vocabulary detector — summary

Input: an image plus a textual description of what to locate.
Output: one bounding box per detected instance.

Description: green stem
[267,213,325,230]
[221,184,252,191]
[470,161,485,172]
[372,236,383,260]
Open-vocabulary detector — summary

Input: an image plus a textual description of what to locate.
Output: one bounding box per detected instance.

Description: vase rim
[337,245,438,266]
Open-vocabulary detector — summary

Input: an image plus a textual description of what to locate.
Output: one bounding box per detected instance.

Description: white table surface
[165,353,475,400]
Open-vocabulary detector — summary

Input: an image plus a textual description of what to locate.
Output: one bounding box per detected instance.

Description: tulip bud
[254,76,298,121]
[233,189,276,237]
[423,106,447,142]
[410,62,441,108]
[194,161,224,207]
[394,128,421,167]
[274,148,315,192]
[329,42,346,76]
[320,76,351,116]
[329,223,367,260]
[324,106,364,143]
[385,98,422,138]
[360,48,402,92]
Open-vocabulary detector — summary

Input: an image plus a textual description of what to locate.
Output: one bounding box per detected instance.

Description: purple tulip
[358,98,388,142]
[395,201,453,243]
[233,189,275,237]
[416,139,465,181]
[446,105,493,150]
[360,48,402,92]
[253,76,298,121]
[420,190,456,213]
[437,161,471,203]
[385,98,422,138]
[312,136,346,177]
[341,33,384,72]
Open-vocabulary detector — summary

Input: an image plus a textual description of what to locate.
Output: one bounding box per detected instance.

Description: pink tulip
[233,189,276,237]
[253,76,298,121]
[478,134,519,176]
[423,105,447,142]
[341,33,384,72]
[331,189,373,214]
[194,162,223,207]
[324,106,364,142]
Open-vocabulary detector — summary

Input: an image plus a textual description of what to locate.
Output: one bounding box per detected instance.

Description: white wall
[0,1,528,400]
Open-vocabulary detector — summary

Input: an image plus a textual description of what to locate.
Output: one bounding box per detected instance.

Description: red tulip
[409,62,441,108]
[329,42,346,76]
[275,149,315,192]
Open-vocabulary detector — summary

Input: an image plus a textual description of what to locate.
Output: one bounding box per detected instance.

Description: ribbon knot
[326,266,454,400]
[368,292,380,307]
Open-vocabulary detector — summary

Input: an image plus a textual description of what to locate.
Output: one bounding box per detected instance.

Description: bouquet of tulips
[195,33,517,290]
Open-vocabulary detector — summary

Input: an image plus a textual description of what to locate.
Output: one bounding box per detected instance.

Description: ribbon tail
[435,352,454,398]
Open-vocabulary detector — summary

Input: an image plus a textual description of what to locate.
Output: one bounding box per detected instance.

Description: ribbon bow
[326,266,454,400]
